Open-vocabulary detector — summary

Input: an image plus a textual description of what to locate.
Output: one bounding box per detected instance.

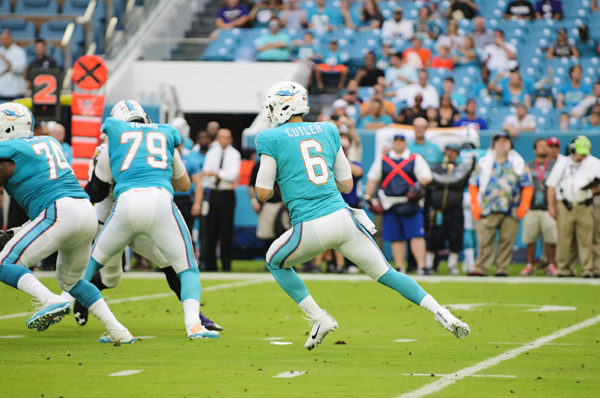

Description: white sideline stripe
[0,335,26,339]
[396,314,600,398]
[273,371,306,378]
[270,341,293,345]
[0,279,265,321]
[109,369,144,377]
[489,341,583,346]
[394,339,416,343]
[31,271,600,285]
[401,373,515,378]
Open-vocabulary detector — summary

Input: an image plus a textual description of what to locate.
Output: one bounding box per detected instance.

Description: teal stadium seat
[0,0,11,13]
[0,18,36,40]
[14,0,58,15]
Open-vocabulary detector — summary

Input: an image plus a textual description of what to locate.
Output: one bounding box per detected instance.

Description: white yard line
[30,271,600,284]
[0,279,266,321]
[401,373,515,378]
[396,314,600,398]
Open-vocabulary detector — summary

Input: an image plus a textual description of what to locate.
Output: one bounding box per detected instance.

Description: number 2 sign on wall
[31,68,61,122]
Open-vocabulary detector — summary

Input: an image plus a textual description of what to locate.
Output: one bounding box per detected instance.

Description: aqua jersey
[256,121,348,225]
[0,136,88,219]
[101,118,181,199]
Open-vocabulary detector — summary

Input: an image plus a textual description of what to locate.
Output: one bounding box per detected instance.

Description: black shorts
[426,207,464,253]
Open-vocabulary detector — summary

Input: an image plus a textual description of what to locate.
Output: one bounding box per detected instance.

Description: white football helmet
[110,99,150,123]
[0,102,34,141]
[169,116,190,140]
[263,81,309,127]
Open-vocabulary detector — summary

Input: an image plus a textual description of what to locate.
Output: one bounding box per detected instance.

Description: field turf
[0,267,599,398]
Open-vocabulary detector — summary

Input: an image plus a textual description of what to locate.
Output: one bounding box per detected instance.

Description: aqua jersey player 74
[254,81,470,350]
[0,102,133,343]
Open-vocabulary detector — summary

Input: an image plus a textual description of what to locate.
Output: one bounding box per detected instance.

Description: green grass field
[1,267,599,398]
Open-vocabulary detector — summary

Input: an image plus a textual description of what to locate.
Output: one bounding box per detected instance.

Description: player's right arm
[333,147,353,194]
[255,154,276,202]
[171,150,191,192]
[85,145,112,203]
[0,159,15,186]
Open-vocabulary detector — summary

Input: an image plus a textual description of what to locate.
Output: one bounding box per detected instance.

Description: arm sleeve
[94,146,113,183]
[545,159,563,188]
[367,158,382,181]
[414,154,433,181]
[333,147,353,181]
[11,48,27,74]
[172,150,187,179]
[255,154,277,190]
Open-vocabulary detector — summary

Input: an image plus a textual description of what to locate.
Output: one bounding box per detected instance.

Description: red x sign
[72,55,107,91]
[381,154,416,189]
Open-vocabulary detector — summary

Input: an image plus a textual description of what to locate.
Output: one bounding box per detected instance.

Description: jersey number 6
[120,131,168,171]
[299,139,329,185]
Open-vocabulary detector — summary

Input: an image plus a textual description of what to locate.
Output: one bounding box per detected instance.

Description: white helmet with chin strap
[0,102,34,141]
[110,99,151,123]
[169,116,190,140]
[263,81,309,127]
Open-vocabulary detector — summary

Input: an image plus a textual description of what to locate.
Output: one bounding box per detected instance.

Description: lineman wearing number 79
[83,100,218,341]
[255,81,470,350]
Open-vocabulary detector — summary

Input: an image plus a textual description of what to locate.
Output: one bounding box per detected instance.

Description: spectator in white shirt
[395,69,440,109]
[381,6,414,41]
[201,128,241,272]
[0,29,27,101]
[482,29,518,71]
[571,82,600,120]
[502,103,537,138]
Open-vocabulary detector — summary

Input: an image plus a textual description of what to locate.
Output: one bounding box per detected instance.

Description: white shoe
[448,267,460,275]
[99,328,135,345]
[434,307,470,339]
[304,310,338,351]
[187,322,220,339]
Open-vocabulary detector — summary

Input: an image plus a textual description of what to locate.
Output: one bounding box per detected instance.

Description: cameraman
[426,143,474,274]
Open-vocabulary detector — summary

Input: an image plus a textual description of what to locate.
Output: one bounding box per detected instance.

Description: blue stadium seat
[39,20,84,44]
[0,0,11,13]
[0,18,36,40]
[580,56,600,78]
[50,45,63,68]
[14,0,59,15]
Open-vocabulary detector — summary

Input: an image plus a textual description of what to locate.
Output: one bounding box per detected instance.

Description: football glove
[0,229,15,250]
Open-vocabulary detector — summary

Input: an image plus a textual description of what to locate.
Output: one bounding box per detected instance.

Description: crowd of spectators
[212,0,600,133]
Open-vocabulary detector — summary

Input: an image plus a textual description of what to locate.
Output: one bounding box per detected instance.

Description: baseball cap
[574,135,591,155]
[492,131,512,142]
[394,5,403,12]
[445,143,461,152]
[547,137,560,146]
[394,133,406,141]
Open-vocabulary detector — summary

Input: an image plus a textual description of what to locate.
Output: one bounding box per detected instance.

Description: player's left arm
[171,150,191,192]
[85,146,112,203]
[255,154,277,202]
[333,147,353,194]
[0,159,15,187]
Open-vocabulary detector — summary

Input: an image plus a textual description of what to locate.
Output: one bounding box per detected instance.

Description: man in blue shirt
[408,117,443,166]
[256,18,291,62]
[454,99,488,130]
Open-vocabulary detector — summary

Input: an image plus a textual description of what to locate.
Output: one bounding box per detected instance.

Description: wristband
[363,194,372,201]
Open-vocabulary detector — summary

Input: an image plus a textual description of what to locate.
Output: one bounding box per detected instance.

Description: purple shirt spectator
[216,0,250,28]
[535,0,563,20]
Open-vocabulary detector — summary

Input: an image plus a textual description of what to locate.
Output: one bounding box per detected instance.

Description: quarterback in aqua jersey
[82,100,219,340]
[0,102,133,343]
[255,81,470,350]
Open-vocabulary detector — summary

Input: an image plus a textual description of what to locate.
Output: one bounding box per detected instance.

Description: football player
[0,102,133,343]
[255,81,470,350]
[83,100,219,339]
[72,140,222,332]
